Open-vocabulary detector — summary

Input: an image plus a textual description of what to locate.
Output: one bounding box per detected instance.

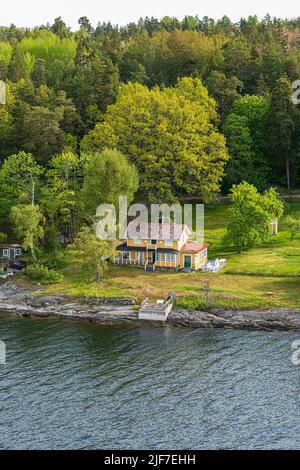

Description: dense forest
[1,14,300,266]
[1,15,300,190]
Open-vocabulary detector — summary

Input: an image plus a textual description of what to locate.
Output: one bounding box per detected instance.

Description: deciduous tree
[0,151,42,219]
[69,226,114,282]
[81,148,139,218]
[81,78,228,202]
[226,182,284,252]
[10,203,44,261]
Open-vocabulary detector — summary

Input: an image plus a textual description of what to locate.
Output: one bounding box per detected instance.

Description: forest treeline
[1,14,300,201]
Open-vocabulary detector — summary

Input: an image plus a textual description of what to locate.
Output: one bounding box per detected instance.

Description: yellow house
[114,222,208,271]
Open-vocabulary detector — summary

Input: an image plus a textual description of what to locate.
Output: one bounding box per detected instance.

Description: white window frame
[2,249,9,257]
[166,253,176,262]
[165,239,173,247]
[134,239,142,245]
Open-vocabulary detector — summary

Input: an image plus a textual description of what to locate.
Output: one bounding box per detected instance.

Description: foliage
[265,77,300,189]
[81,148,139,218]
[0,151,43,219]
[41,151,81,240]
[223,95,270,191]
[285,215,300,240]
[0,41,12,64]
[0,232,7,242]
[1,16,300,192]
[19,30,76,86]
[10,203,44,261]
[206,71,243,122]
[225,182,284,252]
[23,263,63,284]
[82,78,229,202]
[68,226,115,282]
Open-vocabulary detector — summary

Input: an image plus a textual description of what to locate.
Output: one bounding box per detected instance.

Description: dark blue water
[0,314,299,449]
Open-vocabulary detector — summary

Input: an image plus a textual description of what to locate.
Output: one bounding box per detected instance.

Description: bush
[23,263,63,284]
[39,249,66,270]
[174,296,206,311]
[0,232,7,243]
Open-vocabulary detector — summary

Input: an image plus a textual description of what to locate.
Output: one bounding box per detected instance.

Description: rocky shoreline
[1,281,300,331]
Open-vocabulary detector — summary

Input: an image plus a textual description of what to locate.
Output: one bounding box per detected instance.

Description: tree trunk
[31,179,35,205]
[30,244,37,263]
[95,264,100,283]
[286,157,290,190]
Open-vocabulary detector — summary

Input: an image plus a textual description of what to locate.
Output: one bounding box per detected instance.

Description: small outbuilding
[0,244,22,263]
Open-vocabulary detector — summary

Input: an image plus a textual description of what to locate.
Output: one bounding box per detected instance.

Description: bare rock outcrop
[1,281,300,331]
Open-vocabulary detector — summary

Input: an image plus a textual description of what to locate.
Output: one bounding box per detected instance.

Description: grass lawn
[36,199,300,310]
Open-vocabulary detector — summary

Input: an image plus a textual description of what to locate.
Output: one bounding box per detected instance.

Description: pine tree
[265,76,298,188]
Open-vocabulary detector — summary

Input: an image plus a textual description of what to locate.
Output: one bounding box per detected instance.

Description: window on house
[165,240,173,246]
[166,253,176,262]
[135,239,142,245]
[16,249,21,255]
[3,249,8,257]
[151,240,157,245]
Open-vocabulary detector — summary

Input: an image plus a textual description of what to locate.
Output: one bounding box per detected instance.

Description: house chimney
[158,214,164,239]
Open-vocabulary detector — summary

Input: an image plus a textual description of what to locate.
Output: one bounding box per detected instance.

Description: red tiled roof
[182,242,209,253]
[125,222,191,241]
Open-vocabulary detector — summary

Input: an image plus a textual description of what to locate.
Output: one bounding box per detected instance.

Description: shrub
[0,232,7,243]
[174,296,206,311]
[23,263,63,284]
[39,249,66,270]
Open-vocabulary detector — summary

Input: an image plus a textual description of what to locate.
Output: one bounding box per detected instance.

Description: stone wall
[81,296,136,306]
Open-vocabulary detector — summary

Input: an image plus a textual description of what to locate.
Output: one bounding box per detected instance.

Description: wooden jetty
[138,296,173,321]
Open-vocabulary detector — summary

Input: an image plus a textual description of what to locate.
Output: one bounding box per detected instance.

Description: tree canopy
[1,14,300,267]
[82,78,228,202]
[226,182,284,252]
[1,15,300,190]
[81,148,139,217]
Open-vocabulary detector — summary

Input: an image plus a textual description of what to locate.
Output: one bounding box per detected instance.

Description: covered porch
[114,243,180,270]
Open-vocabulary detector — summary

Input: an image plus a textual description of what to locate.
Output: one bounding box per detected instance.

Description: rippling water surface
[0,314,300,449]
